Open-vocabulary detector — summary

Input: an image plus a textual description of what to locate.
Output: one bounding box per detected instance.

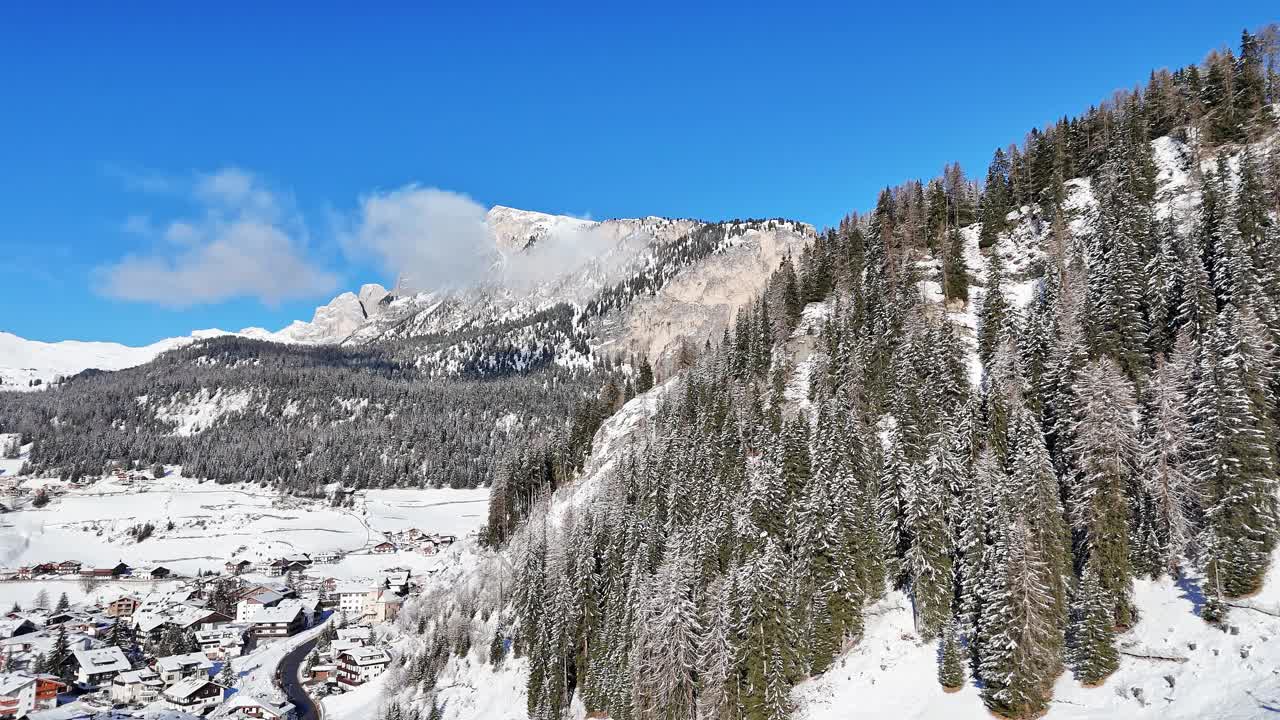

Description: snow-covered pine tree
[1067,357,1139,627]
[1067,559,1119,685]
[937,617,965,691]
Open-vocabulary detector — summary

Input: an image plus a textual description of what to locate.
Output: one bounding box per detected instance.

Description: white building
[250,600,305,642]
[71,646,131,686]
[0,673,36,719]
[110,667,164,706]
[154,651,213,685]
[195,625,249,660]
[335,586,377,618]
[336,647,390,686]
[235,589,284,623]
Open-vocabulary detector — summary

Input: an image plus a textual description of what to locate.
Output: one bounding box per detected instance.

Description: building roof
[114,668,164,686]
[0,672,36,695]
[155,652,213,673]
[221,692,296,717]
[249,599,303,625]
[338,646,390,666]
[72,645,131,674]
[163,676,223,700]
[240,589,284,606]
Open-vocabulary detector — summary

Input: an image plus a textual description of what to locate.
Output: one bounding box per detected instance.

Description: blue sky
[1,2,1275,345]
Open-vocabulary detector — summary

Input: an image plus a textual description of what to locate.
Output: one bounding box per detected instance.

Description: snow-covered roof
[156,651,213,673]
[334,584,373,596]
[239,589,283,605]
[163,675,222,700]
[72,645,130,674]
[338,646,390,666]
[0,672,35,695]
[114,668,164,686]
[249,599,303,624]
[134,603,222,632]
[221,692,295,717]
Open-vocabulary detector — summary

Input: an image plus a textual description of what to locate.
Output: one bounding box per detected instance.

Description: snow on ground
[0,469,489,588]
[795,546,1280,720]
[148,388,256,436]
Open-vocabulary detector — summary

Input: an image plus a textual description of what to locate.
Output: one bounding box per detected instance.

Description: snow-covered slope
[0,329,227,391]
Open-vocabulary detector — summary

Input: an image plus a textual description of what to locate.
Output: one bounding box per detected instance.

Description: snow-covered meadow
[0,462,489,608]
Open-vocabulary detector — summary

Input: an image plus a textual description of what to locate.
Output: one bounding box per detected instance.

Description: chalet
[32,675,65,710]
[417,540,439,556]
[225,560,253,575]
[383,570,411,595]
[0,673,36,720]
[309,664,334,683]
[223,693,297,719]
[71,646,131,687]
[194,625,249,660]
[30,563,56,577]
[336,647,391,686]
[0,619,36,639]
[150,566,171,579]
[80,562,129,578]
[134,605,231,641]
[56,560,82,576]
[313,551,342,564]
[250,600,305,641]
[110,667,164,706]
[154,652,213,685]
[371,541,396,554]
[236,590,284,623]
[160,677,225,713]
[104,595,140,618]
[14,567,30,580]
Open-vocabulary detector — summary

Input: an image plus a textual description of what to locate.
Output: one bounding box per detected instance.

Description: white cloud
[96,168,338,307]
[342,186,496,292]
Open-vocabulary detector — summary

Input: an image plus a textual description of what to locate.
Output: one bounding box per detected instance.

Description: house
[371,541,396,554]
[0,673,36,719]
[222,693,297,719]
[313,551,342,564]
[133,605,231,641]
[56,560,81,576]
[70,646,131,687]
[110,668,164,706]
[81,562,129,578]
[14,567,30,580]
[417,540,438,556]
[30,563,56,577]
[335,586,376,619]
[32,675,64,710]
[160,677,225,713]
[225,560,253,575]
[336,647,391,686]
[104,595,140,618]
[150,566,172,579]
[309,664,334,683]
[154,652,213,685]
[382,570,411,596]
[0,619,36,640]
[249,600,305,642]
[194,626,249,660]
[235,590,284,623]
[370,591,403,624]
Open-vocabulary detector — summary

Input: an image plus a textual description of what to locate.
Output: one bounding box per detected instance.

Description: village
[0,524,458,720]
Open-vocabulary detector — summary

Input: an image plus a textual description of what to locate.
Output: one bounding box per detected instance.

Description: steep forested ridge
[381,28,1280,720]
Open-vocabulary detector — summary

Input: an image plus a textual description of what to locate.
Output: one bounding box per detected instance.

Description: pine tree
[1068,560,1119,685]
[937,617,965,691]
[903,436,954,641]
[979,518,1061,718]
[978,252,1013,373]
[55,592,69,612]
[1067,358,1138,627]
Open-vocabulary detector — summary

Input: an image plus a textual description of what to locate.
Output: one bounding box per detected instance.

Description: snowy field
[0,462,489,606]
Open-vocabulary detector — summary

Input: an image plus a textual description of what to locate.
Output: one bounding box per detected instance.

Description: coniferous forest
[380,29,1280,720]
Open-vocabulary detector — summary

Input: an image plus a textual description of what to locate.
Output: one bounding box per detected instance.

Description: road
[279,635,323,720]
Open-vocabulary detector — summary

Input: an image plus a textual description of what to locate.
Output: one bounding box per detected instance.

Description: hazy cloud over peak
[95,168,338,308]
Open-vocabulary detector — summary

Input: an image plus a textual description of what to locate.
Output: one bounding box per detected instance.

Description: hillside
[365,30,1280,720]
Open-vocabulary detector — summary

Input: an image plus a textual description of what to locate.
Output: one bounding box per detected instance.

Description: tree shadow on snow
[1174,573,1206,616]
